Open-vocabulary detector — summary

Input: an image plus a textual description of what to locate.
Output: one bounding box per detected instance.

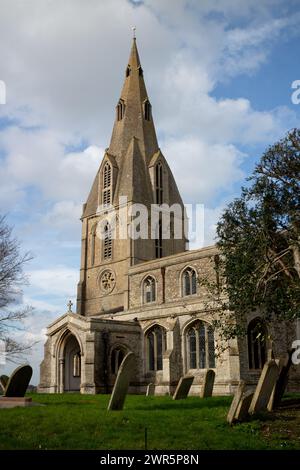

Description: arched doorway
[63,334,81,392]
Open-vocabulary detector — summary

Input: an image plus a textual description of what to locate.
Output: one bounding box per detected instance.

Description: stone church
[39,39,299,395]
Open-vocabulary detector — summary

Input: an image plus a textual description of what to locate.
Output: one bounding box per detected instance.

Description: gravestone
[146,383,155,396]
[107,352,135,411]
[0,374,9,393]
[4,365,33,397]
[271,350,294,410]
[249,360,279,414]
[267,357,285,411]
[235,390,254,422]
[200,369,215,398]
[227,380,246,425]
[173,375,194,400]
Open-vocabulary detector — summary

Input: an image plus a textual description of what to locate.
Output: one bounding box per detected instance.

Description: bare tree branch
[0,215,35,361]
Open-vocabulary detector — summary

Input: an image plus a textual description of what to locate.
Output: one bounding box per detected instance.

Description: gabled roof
[149,149,185,207]
[82,168,100,218]
[82,152,118,218]
[115,136,153,205]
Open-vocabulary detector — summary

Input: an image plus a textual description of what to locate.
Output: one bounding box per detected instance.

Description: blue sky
[0,0,299,383]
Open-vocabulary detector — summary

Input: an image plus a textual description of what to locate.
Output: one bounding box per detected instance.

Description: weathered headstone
[235,390,254,422]
[146,383,155,396]
[270,350,294,410]
[107,352,135,411]
[4,365,33,398]
[267,357,285,411]
[0,374,9,394]
[249,360,279,414]
[173,375,194,400]
[227,380,246,425]
[200,369,215,398]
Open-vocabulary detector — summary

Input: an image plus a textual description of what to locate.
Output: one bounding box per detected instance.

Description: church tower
[77,38,187,316]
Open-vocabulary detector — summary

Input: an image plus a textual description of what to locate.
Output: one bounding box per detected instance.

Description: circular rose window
[99,269,116,294]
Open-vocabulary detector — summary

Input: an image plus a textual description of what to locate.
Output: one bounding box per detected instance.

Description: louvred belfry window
[117,99,125,121]
[144,99,151,121]
[155,217,163,258]
[155,162,163,205]
[102,162,112,206]
[103,221,112,260]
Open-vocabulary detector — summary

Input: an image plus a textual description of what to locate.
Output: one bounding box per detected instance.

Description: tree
[204,129,300,342]
[0,215,34,362]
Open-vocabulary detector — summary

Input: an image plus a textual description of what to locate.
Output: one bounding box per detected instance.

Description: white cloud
[157,50,296,145]
[28,267,79,297]
[146,0,283,20]
[0,0,298,143]
[164,137,245,203]
[39,200,83,244]
[0,182,25,209]
[22,296,63,314]
[42,200,82,228]
[0,127,102,204]
[220,13,300,77]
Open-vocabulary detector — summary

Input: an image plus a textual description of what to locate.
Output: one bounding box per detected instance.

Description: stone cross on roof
[67,300,73,313]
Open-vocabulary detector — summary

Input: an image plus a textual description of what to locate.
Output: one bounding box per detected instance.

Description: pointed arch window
[73,353,81,377]
[90,224,97,266]
[182,267,197,296]
[146,325,166,371]
[155,216,163,259]
[155,162,163,205]
[143,276,156,304]
[247,318,267,370]
[144,99,151,121]
[117,99,125,121]
[103,221,112,260]
[186,321,215,369]
[126,66,131,77]
[170,215,175,245]
[102,162,112,206]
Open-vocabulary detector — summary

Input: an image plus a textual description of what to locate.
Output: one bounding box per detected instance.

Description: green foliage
[210,129,300,340]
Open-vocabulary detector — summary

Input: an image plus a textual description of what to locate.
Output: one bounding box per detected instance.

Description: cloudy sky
[0,0,299,384]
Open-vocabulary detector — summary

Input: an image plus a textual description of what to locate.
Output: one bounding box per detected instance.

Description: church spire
[108,37,159,163]
[128,35,141,68]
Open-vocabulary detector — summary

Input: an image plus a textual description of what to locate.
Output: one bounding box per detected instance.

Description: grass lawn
[0,393,300,450]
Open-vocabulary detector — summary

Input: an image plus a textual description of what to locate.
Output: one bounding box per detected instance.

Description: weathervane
[132,26,136,39]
